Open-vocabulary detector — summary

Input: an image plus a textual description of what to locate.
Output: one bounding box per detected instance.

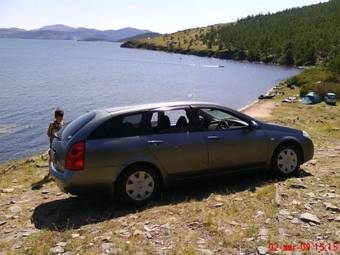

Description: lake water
[0,39,300,163]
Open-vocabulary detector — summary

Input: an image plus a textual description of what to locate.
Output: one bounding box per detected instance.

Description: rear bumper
[49,162,74,192]
[49,162,114,195]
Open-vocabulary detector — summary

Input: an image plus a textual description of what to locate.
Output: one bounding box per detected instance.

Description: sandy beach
[240,99,276,120]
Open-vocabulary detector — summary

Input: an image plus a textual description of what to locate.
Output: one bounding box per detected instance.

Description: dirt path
[241,100,276,120]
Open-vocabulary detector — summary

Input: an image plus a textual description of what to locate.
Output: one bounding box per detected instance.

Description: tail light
[65,141,85,170]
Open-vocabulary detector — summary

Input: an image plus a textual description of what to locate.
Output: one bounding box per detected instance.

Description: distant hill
[122,0,340,66]
[0,25,157,42]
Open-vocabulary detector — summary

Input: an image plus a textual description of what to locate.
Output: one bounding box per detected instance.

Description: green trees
[203,0,340,66]
[282,42,295,66]
[329,53,340,75]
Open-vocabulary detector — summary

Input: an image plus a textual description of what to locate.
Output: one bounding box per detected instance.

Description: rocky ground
[0,86,339,255]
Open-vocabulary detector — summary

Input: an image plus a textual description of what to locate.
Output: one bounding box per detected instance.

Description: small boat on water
[302,92,321,105]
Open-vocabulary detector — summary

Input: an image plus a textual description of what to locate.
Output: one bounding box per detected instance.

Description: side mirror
[248,120,259,130]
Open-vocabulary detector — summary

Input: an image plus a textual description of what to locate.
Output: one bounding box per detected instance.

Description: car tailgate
[51,139,68,172]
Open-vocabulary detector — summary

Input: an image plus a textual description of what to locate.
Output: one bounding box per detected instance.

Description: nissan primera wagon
[49,102,314,205]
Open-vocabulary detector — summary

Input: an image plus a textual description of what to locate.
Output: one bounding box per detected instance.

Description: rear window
[61,112,96,140]
[89,113,144,139]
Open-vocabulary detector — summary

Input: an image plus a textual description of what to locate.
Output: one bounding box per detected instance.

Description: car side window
[89,113,143,139]
[147,109,191,134]
[198,108,249,131]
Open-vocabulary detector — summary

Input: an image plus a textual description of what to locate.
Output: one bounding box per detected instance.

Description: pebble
[199,249,214,255]
[291,218,301,224]
[290,183,306,189]
[300,213,320,224]
[12,242,22,249]
[324,202,340,212]
[8,205,22,213]
[211,202,224,208]
[279,209,290,216]
[50,246,65,254]
[0,221,6,226]
[309,159,317,165]
[1,188,14,193]
[56,242,67,247]
[257,246,268,255]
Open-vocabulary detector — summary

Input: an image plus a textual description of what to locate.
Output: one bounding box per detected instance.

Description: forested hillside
[122,0,340,66]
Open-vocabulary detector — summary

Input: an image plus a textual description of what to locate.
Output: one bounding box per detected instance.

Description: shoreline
[1,97,273,168]
[121,41,307,69]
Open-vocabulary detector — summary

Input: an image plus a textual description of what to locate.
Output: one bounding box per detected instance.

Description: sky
[0,0,329,33]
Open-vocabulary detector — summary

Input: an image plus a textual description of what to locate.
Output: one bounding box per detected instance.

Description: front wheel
[115,165,161,206]
[272,144,301,176]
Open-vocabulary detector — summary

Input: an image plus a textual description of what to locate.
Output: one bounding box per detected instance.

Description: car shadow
[31,168,312,231]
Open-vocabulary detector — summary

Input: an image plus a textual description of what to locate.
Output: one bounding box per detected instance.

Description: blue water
[0,39,300,163]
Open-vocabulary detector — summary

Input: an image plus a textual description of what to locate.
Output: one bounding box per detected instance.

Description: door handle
[147,140,164,145]
[208,135,220,140]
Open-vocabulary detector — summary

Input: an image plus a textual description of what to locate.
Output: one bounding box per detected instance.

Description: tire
[115,164,161,206]
[272,144,301,176]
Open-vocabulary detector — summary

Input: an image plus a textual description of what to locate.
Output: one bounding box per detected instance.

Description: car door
[141,107,208,175]
[195,107,268,171]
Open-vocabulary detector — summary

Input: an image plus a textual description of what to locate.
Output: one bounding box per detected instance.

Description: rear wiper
[53,133,61,140]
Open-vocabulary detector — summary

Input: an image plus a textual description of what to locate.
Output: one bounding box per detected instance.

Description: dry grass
[0,82,339,254]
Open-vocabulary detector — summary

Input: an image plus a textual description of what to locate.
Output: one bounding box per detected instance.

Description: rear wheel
[116,165,161,206]
[272,144,301,176]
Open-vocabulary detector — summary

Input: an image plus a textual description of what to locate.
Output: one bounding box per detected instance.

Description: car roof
[100,101,227,115]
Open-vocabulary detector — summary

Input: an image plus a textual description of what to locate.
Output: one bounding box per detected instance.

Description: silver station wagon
[49,102,314,205]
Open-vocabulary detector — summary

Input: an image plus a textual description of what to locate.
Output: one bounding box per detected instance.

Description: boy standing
[47,108,64,145]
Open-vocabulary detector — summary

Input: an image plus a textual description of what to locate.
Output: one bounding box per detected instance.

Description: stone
[199,249,214,255]
[50,246,65,254]
[309,160,317,165]
[101,243,112,250]
[9,205,22,213]
[259,228,268,240]
[107,248,122,254]
[290,183,306,189]
[12,242,22,249]
[71,233,80,238]
[228,220,239,226]
[257,246,268,255]
[133,229,143,236]
[291,218,301,224]
[1,188,14,193]
[0,221,6,226]
[279,209,290,216]
[56,242,67,247]
[61,252,73,255]
[300,213,320,224]
[324,203,340,212]
[291,200,301,205]
[211,202,224,208]
[335,215,340,222]
[304,204,312,210]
